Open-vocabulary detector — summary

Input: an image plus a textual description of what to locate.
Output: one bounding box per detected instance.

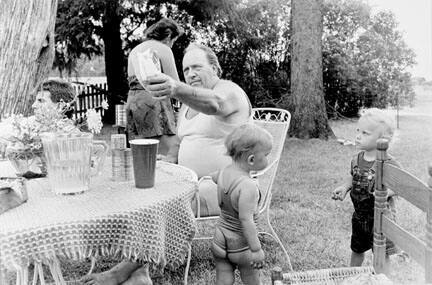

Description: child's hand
[387,189,395,198]
[156,154,165,161]
[332,186,348,201]
[249,249,265,269]
[156,154,177,163]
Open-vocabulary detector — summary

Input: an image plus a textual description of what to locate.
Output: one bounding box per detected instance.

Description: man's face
[182,49,217,88]
[32,91,55,112]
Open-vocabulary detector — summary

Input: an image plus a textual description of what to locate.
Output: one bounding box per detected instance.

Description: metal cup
[111,148,133,181]
[115,104,126,127]
[111,134,127,150]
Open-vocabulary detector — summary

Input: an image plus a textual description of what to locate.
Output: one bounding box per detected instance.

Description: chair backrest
[252,108,291,214]
[373,139,432,283]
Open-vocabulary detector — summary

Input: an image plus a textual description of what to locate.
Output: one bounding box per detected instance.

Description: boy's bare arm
[238,180,261,251]
[341,174,352,189]
[236,179,265,269]
[332,175,352,201]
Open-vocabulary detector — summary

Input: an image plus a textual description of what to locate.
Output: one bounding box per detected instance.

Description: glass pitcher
[41,132,108,195]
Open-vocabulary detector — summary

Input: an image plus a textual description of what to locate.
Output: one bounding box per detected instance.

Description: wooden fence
[72,82,108,121]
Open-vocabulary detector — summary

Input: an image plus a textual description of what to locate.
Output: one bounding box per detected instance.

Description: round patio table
[0,160,198,285]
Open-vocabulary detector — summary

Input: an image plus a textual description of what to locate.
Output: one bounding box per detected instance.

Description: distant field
[48,76,107,86]
[409,85,432,114]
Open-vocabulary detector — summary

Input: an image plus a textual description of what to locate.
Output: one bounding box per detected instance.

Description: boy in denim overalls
[332,108,401,271]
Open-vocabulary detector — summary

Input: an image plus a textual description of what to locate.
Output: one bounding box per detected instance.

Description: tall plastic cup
[130,139,159,188]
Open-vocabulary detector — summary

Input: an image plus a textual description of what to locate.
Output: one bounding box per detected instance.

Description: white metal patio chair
[184,108,293,284]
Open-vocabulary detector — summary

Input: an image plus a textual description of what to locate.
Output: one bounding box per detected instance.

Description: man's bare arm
[172,80,242,117]
[146,74,243,118]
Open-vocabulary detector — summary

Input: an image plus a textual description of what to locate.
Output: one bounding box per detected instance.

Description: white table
[0,160,198,285]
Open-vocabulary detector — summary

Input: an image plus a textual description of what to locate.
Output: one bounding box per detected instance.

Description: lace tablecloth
[0,160,198,284]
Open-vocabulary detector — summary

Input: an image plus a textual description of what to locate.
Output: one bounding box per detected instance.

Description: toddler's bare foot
[121,265,153,285]
[81,271,119,285]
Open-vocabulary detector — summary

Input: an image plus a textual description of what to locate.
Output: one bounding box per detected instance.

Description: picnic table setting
[0,103,198,285]
[2,105,431,285]
[4,0,432,283]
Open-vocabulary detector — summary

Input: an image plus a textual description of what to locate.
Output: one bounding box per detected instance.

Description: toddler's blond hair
[359,108,396,141]
[225,123,273,162]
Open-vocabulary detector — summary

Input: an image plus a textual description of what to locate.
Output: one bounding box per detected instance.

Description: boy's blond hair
[359,108,396,140]
[225,123,273,162]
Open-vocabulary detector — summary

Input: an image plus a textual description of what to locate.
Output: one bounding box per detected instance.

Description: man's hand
[332,186,349,201]
[146,73,178,100]
[249,249,265,269]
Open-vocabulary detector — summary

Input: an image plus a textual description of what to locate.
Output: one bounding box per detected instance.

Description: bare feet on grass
[121,265,153,285]
[81,261,142,285]
[81,271,119,285]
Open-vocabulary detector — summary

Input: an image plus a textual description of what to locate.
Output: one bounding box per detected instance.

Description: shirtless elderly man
[82,43,251,285]
[152,43,252,216]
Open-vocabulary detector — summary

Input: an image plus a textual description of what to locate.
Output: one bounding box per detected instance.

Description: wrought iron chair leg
[184,243,192,285]
[88,257,96,275]
[259,208,293,271]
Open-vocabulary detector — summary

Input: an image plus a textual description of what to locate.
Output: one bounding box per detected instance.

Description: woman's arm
[158,44,180,81]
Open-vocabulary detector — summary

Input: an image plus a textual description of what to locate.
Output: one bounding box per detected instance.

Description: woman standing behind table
[126,18,183,155]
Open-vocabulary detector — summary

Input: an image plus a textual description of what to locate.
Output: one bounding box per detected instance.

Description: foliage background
[52,0,416,120]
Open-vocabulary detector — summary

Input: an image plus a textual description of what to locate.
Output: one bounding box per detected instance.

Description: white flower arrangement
[85,108,104,134]
[101,100,109,110]
[0,115,45,160]
[0,99,109,160]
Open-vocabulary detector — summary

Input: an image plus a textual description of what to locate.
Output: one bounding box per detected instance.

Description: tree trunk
[102,0,129,124]
[290,0,334,139]
[0,0,58,117]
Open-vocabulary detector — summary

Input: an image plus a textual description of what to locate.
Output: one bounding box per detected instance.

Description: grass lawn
[11,86,431,284]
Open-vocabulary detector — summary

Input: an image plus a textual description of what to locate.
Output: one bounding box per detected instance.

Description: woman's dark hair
[144,18,183,41]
